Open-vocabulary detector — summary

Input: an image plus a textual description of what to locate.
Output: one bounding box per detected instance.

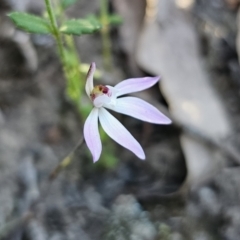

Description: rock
[25,220,48,240]
[136,0,232,188]
[0,19,38,75]
[112,0,146,75]
[104,195,157,240]
[17,152,40,212]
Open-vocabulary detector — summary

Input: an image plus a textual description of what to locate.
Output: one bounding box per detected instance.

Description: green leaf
[8,12,52,34]
[60,16,101,35]
[61,0,78,9]
[108,14,123,26]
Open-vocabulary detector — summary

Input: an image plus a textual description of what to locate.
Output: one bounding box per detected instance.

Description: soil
[1,0,240,239]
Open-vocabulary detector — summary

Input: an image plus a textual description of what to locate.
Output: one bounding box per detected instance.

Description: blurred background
[0,0,240,239]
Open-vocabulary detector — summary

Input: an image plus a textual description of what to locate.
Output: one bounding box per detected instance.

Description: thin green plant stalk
[59,2,82,80]
[100,0,112,70]
[64,28,83,97]
[44,0,84,113]
[59,4,84,111]
[44,0,65,65]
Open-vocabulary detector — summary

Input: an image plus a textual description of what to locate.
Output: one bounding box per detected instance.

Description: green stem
[44,0,84,117]
[100,0,112,70]
[44,0,65,65]
[59,5,83,110]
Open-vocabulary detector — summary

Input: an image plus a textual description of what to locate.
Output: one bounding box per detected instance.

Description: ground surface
[1,0,240,239]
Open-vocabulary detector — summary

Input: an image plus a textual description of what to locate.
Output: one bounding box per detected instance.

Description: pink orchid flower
[84,63,171,162]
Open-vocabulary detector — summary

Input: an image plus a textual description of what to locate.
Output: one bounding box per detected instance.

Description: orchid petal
[104,97,171,124]
[114,76,160,97]
[99,108,145,159]
[85,62,96,97]
[83,108,101,162]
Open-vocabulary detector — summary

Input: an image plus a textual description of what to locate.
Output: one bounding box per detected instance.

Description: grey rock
[105,195,157,240]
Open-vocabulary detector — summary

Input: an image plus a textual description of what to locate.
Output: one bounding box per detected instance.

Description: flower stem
[100,0,112,70]
[44,0,65,65]
[49,137,84,180]
[44,0,83,113]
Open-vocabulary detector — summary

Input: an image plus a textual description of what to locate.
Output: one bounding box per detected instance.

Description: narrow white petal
[85,62,96,97]
[83,108,102,162]
[105,97,171,124]
[98,108,145,159]
[114,76,160,97]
